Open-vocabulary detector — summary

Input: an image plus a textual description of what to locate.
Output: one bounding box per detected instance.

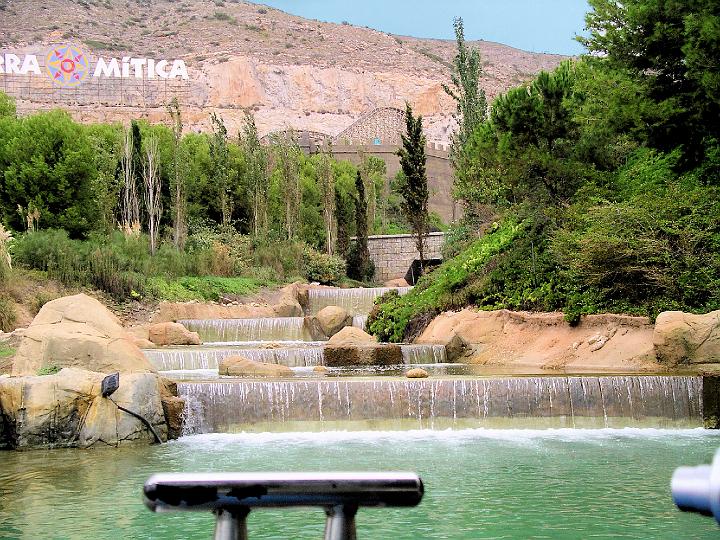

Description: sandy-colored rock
[324,337,402,367]
[159,378,185,441]
[273,283,304,317]
[126,325,150,341]
[148,322,201,346]
[313,365,329,373]
[133,338,157,349]
[327,326,377,345]
[219,356,293,377]
[12,294,155,376]
[153,302,277,323]
[0,367,167,449]
[654,310,720,367]
[384,278,410,287]
[405,368,429,378]
[417,308,660,372]
[316,306,352,337]
[0,328,26,348]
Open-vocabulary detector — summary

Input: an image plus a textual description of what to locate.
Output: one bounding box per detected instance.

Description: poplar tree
[240,110,269,238]
[397,103,429,269]
[167,97,187,249]
[209,112,232,227]
[272,132,302,240]
[318,150,336,254]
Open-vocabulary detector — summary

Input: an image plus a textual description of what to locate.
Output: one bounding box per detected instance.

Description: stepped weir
[142,285,720,435]
[178,376,706,433]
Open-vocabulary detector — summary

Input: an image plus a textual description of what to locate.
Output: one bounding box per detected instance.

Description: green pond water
[2,428,720,539]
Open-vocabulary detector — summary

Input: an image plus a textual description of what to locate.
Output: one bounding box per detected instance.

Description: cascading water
[306,287,412,315]
[178,375,704,434]
[147,343,446,371]
[179,317,312,342]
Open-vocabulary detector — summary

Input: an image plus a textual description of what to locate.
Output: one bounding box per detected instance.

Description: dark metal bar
[144,472,423,540]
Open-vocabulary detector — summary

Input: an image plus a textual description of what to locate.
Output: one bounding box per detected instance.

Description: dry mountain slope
[0,0,566,141]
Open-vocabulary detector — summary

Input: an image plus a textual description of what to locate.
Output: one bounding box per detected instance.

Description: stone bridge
[366,232,444,283]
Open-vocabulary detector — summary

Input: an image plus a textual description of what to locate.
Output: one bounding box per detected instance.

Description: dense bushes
[367,219,522,342]
[11,227,351,299]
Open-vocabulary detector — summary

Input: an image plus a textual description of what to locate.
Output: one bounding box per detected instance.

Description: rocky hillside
[0,0,567,141]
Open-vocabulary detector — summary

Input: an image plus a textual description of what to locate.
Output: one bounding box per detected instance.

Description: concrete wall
[367,232,444,282]
[330,144,459,223]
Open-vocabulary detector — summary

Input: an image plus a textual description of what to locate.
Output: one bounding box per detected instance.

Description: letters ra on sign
[0,44,189,86]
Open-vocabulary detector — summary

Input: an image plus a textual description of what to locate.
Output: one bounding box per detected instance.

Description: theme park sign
[0,44,188,87]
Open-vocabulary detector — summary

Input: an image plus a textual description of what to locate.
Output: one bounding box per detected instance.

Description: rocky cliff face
[0,0,566,142]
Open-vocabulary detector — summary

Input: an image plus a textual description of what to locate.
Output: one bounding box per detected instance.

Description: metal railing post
[213,508,249,540]
[143,472,423,539]
[323,504,357,540]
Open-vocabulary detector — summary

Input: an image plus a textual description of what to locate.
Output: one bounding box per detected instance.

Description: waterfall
[178,375,704,434]
[145,346,325,370]
[179,317,312,342]
[146,344,447,371]
[401,344,447,364]
[352,315,368,330]
[306,287,412,316]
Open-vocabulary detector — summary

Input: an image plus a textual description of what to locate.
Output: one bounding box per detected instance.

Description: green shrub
[148,276,270,302]
[368,218,523,342]
[0,344,15,358]
[0,294,17,332]
[30,291,60,315]
[302,246,346,284]
[37,364,61,376]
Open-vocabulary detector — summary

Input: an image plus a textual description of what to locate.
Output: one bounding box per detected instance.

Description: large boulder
[327,326,377,345]
[159,378,185,440]
[0,367,168,449]
[148,322,201,346]
[654,310,720,367]
[316,306,352,337]
[12,294,155,376]
[384,278,409,288]
[219,356,293,377]
[273,283,304,317]
[324,328,400,366]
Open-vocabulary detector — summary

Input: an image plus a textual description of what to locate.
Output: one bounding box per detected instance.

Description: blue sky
[250,1,591,55]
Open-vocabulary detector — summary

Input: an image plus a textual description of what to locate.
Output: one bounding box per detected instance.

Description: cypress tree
[397,103,430,270]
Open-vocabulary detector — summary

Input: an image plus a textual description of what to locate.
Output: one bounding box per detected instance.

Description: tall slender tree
[209,112,232,227]
[318,149,336,254]
[347,170,373,281]
[272,131,302,240]
[397,103,430,269]
[119,126,140,234]
[443,17,487,218]
[240,110,269,237]
[142,134,161,255]
[167,97,187,249]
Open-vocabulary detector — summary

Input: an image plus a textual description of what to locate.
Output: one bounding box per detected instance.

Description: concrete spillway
[305,287,412,316]
[178,375,705,434]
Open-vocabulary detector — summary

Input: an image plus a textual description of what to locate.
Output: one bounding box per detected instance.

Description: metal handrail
[143,472,424,540]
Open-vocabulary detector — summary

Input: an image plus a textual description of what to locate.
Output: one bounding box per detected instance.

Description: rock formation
[12,294,155,376]
[219,356,293,377]
[315,306,352,338]
[148,322,202,346]
[654,310,720,367]
[324,325,401,367]
[417,309,660,372]
[2,294,183,450]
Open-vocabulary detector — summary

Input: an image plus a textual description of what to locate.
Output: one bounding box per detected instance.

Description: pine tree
[397,103,429,270]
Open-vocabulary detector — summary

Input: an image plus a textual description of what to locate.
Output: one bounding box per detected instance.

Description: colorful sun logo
[46,45,89,87]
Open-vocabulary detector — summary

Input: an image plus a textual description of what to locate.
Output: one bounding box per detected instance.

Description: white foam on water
[172,427,720,448]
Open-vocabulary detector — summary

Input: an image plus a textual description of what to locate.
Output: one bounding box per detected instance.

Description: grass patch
[147,276,275,302]
[37,365,61,376]
[0,344,15,358]
[367,219,524,342]
[84,39,128,51]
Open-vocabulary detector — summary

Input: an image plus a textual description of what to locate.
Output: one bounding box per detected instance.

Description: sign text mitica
[0,45,188,87]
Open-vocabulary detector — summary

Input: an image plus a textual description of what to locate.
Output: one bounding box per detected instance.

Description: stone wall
[366,232,444,282]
